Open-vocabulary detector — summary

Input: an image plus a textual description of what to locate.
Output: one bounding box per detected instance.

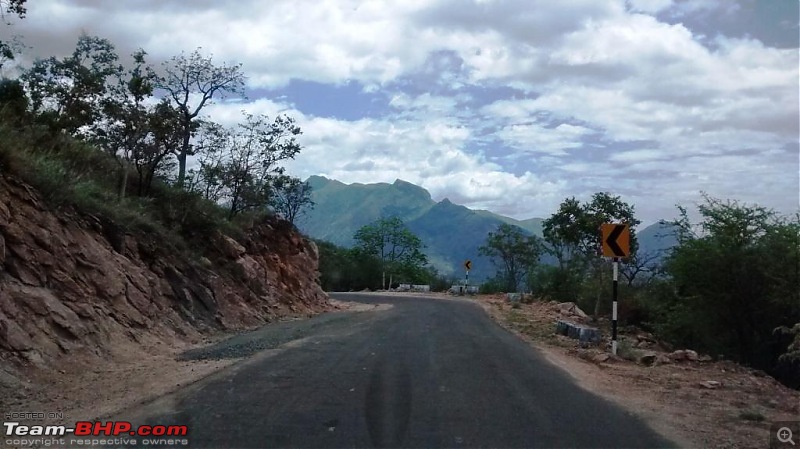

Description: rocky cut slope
[0,175,330,368]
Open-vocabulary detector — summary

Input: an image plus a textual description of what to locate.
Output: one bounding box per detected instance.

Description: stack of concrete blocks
[449,285,478,295]
[411,284,431,292]
[555,319,601,347]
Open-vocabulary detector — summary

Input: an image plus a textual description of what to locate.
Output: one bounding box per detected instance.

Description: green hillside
[474,209,544,235]
[302,177,546,279]
[303,176,435,246]
[406,199,508,280]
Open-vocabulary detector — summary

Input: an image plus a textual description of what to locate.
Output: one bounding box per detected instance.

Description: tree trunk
[593,262,603,322]
[177,153,187,188]
[389,273,393,290]
[382,270,385,291]
[176,131,191,188]
[119,164,128,201]
[144,152,170,196]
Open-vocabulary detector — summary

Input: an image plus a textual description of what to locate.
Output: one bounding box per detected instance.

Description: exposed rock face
[0,176,330,366]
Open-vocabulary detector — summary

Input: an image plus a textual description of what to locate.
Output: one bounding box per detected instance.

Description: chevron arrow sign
[601,223,630,258]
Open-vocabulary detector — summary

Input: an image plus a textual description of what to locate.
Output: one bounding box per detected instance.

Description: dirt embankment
[0,174,330,414]
[475,294,800,449]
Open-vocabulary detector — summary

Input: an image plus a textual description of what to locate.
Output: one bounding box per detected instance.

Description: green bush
[528,262,586,303]
[480,275,506,294]
[616,338,639,362]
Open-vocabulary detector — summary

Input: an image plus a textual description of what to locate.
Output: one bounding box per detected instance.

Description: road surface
[109,293,674,448]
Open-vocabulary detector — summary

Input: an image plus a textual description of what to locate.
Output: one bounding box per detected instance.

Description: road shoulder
[474,293,800,448]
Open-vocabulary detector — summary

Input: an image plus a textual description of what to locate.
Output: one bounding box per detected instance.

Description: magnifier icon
[778,427,796,445]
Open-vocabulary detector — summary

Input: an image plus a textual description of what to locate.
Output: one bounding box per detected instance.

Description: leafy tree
[0,0,26,69]
[0,0,24,19]
[542,193,640,317]
[542,197,587,266]
[269,176,314,225]
[22,34,123,135]
[188,113,301,218]
[89,49,155,199]
[157,49,245,187]
[479,223,541,292]
[526,264,582,300]
[353,217,428,290]
[316,240,382,291]
[220,114,301,218]
[0,77,27,125]
[660,196,799,377]
[543,193,640,261]
[187,120,228,201]
[135,100,181,196]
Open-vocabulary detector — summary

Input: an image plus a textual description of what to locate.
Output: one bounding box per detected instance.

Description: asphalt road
[109,293,674,448]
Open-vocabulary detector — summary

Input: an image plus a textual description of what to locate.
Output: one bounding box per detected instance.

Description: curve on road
[107,293,674,448]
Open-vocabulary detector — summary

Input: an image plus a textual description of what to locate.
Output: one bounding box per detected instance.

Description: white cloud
[2,0,796,223]
[608,149,666,162]
[627,0,674,14]
[496,122,594,156]
[667,0,740,17]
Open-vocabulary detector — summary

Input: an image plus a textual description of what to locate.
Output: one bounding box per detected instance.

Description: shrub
[480,275,506,294]
[616,338,639,362]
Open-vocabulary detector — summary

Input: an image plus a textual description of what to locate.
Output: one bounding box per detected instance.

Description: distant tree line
[479,192,800,388]
[316,217,454,292]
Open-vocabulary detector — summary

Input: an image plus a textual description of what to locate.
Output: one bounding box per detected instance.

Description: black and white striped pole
[601,223,629,356]
[612,257,619,355]
[464,260,472,295]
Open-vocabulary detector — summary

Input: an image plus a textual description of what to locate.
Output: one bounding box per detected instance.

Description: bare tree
[620,250,662,287]
[157,49,245,187]
[189,113,302,218]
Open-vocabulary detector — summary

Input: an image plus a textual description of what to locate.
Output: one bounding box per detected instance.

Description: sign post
[600,224,630,356]
[612,257,619,355]
[464,260,472,294]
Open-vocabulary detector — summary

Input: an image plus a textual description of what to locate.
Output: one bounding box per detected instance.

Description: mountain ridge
[301,176,675,279]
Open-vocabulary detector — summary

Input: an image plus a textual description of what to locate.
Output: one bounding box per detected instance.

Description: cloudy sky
[2,0,798,225]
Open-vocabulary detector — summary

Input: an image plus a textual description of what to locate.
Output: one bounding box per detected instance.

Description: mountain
[637,220,680,262]
[302,176,542,280]
[304,176,435,246]
[405,198,509,281]
[301,176,677,280]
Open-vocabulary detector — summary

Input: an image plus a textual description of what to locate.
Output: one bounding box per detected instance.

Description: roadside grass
[616,338,641,362]
[499,301,564,344]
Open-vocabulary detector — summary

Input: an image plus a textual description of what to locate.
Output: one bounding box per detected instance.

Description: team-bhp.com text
[4,421,189,447]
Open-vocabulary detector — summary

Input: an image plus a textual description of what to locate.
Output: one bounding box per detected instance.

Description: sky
[1,0,798,225]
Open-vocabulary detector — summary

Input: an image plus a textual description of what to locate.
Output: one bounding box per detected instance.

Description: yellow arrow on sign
[464,260,472,271]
